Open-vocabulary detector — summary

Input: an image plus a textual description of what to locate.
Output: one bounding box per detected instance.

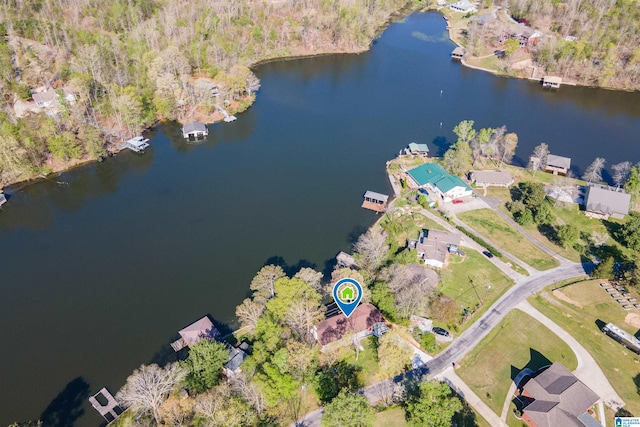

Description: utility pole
[469,276,483,305]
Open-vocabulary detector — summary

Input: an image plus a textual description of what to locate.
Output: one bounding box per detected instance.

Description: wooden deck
[170,337,187,352]
[361,200,386,212]
[89,388,123,422]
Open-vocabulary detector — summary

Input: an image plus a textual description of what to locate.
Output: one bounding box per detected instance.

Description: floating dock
[89,387,123,422]
[118,136,150,152]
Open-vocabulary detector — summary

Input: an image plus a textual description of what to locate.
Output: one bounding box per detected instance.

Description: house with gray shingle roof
[584,184,631,220]
[517,363,600,427]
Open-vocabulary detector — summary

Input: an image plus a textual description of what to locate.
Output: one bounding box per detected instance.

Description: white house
[449,0,477,13]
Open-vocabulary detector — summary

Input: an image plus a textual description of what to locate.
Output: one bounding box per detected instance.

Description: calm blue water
[1,11,639,426]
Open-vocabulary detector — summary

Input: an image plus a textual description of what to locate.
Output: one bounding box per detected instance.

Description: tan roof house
[32,87,76,114]
[584,184,631,220]
[469,170,514,188]
[517,363,600,427]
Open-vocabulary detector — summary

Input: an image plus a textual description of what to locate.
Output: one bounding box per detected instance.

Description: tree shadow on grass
[40,377,90,427]
[510,348,552,383]
[452,395,482,427]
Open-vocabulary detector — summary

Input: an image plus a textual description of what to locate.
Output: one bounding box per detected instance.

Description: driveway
[515,300,624,409]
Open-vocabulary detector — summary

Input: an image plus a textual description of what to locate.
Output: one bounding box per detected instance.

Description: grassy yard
[466,55,501,72]
[458,209,559,270]
[340,336,381,387]
[457,310,578,415]
[374,407,408,427]
[382,208,447,248]
[529,279,640,415]
[439,250,514,332]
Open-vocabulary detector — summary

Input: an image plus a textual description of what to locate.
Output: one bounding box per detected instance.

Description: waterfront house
[584,184,631,220]
[516,362,600,427]
[545,154,571,175]
[32,87,76,117]
[451,47,465,60]
[362,190,389,212]
[171,315,221,352]
[223,343,248,376]
[405,142,430,156]
[313,303,386,350]
[449,0,477,13]
[409,229,462,269]
[407,163,473,202]
[543,76,562,88]
[182,121,208,138]
[469,170,514,188]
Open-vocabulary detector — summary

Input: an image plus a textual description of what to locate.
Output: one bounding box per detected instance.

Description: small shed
[451,46,465,60]
[362,190,389,213]
[406,142,430,156]
[171,315,221,352]
[545,154,571,175]
[182,121,208,138]
[542,76,562,88]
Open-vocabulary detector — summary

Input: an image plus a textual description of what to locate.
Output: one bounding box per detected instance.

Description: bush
[455,225,503,258]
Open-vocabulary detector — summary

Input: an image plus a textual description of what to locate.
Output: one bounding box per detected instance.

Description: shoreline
[440,7,639,93]
[3,3,416,193]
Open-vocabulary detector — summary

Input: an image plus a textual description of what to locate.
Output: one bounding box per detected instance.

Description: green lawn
[466,55,501,72]
[374,407,408,427]
[340,336,381,387]
[439,250,514,332]
[457,310,578,415]
[529,280,640,415]
[382,208,447,248]
[458,209,559,270]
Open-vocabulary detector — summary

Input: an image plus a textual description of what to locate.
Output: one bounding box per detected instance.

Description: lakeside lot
[457,209,559,271]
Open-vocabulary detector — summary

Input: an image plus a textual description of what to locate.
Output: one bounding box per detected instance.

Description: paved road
[291,262,590,427]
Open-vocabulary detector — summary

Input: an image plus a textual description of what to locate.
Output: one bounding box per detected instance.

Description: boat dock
[118,136,150,153]
[0,191,6,207]
[215,104,237,122]
[88,387,123,422]
[362,190,389,213]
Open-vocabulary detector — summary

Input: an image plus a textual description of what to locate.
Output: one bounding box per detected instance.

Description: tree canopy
[321,390,375,427]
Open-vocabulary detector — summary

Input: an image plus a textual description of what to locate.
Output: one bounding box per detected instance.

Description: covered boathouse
[182,121,208,138]
[362,191,389,213]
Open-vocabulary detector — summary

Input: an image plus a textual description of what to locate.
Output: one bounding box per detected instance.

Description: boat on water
[0,191,7,207]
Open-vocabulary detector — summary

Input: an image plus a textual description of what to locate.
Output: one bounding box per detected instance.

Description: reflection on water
[1,11,640,426]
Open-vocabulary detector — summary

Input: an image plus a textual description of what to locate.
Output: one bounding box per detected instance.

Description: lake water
[2,11,640,426]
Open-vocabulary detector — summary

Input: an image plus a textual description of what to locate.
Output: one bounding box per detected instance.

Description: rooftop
[469,170,514,185]
[408,163,471,194]
[314,303,384,346]
[408,142,430,152]
[178,316,221,346]
[363,190,389,202]
[585,185,631,216]
[547,154,571,169]
[521,362,599,427]
[182,121,207,134]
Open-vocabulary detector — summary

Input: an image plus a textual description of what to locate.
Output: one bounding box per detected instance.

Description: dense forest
[0,0,407,186]
[497,0,640,89]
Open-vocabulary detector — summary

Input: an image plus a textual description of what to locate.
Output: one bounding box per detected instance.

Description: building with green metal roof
[407,163,472,202]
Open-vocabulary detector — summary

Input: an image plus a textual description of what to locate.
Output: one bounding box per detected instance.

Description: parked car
[432,327,450,337]
[482,250,494,258]
[418,188,429,195]
[452,199,464,204]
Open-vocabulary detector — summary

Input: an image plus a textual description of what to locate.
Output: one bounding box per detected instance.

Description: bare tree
[250,265,286,304]
[612,161,631,188]
[285,300,326,344]
[353,229,389,274]
[231,373,266,415]
[498,131,518,167]
[582,157,606,183]
[293,267,323,293]
[195,384,251,427]
[235,298,265,330]
[383,264,437,318]
[116,363,186,425]
[529,143,549,176]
